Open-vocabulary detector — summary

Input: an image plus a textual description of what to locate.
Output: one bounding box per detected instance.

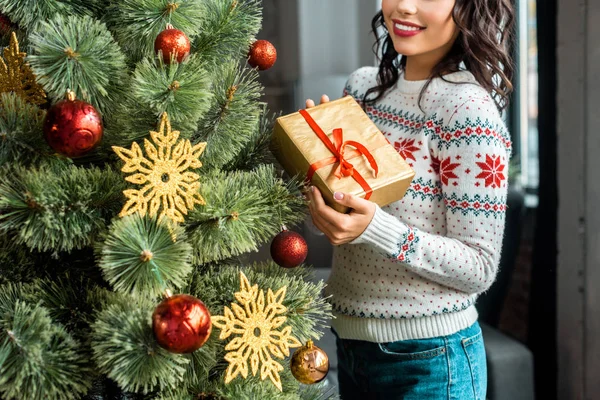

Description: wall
[258,0,379,114]
[557,0,600,398]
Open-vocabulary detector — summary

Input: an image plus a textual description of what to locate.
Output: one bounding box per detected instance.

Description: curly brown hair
[364,0,515,112]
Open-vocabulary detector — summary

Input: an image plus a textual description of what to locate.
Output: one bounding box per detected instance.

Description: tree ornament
[270,228,308,268]
[152,292,212,353]
[211,271,302,391]
[0,13,14,36]
[247,40,277,71]
[0,32,46,105]
[290,340,330,385]
[43,90,103,158]
[154,24,191,64]
[112,112,207,231]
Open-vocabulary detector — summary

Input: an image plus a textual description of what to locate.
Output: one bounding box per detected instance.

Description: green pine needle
[92,297,190,394]
[0,299,92,400]
[193,61,263,169]
[194,0,262,65]
[185,263,332,351]
[36,275,103,335]
[224,103,278,171]
[186,165,306,264]
[0,164,126,252]
[98,214,193,297]
[101,94,164,151]
[26,14,128,116]
[0,0,90,31]
[104,0,205,64]
[0,235,39,286]
[132,54,213,129]
[0,93,49,166]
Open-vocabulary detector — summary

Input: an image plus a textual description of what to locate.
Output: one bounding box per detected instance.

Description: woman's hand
[304,93,376,245]
[305,94,330,108]
[307,186,376,245]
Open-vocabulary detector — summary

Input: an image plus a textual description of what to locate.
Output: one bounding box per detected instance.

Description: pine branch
[0,0,91,31]
[104,0,205,64]
[224,103,278,171]
[26,14,128,116]
[185,263,332,353]
[36,275,105,338]
[185,165,306,264]
[101,94,163,151]
[91,296,190,394]
[0,233,39,285]
[246,263,332,344]
[193,0,262,65]
[182,264,332,399]
[0,287,93,399]
[0,92,49,166]
[154,337,220,399]
[208,371,301,400]
[97,214,193,298]
[298,383,340,400]
[193,61,262,169]
[0,163,126,252]
[132,54,213,131]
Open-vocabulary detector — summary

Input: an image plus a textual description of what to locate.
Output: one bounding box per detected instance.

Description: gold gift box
[270,96,415,214]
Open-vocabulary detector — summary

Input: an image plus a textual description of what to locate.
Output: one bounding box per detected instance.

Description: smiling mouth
[394,23,424,32]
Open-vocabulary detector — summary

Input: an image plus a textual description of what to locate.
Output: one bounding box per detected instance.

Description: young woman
[305,0,515,398]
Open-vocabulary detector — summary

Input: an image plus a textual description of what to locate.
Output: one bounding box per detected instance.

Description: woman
[305,0,515,398]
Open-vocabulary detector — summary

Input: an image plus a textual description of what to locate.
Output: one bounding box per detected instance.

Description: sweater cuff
[350,205,410,256]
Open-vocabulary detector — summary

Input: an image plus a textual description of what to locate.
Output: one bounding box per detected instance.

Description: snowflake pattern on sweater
[323,67,512,342]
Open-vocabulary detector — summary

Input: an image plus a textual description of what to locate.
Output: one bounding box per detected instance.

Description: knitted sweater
[322,67,512,343]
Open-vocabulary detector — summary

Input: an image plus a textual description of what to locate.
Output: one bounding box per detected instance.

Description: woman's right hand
[305,94,330,108]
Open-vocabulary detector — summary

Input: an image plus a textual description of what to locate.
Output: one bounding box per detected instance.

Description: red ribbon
[299,109,379,200]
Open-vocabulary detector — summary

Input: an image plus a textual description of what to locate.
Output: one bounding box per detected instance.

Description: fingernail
[310,186,315,192]
[334,192,344,200]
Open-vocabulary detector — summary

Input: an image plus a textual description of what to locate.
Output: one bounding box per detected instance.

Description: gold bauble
[290,340,330,385]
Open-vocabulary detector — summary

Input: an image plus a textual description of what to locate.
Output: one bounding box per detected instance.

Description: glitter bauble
[247,40,277,71]
[270,229,308,268]
[154,25,191,64]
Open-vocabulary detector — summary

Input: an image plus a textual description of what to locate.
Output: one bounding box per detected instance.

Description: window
[514,0,539,206]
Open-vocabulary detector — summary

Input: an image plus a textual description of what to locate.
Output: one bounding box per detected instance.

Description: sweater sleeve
[351,97,512,294]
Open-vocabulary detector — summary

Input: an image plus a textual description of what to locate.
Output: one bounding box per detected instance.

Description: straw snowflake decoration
[0,32,46,105]
[211,272,302,391]
[112,112,206,227]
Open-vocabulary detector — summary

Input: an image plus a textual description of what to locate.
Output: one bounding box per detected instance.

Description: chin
[392,44,420,57]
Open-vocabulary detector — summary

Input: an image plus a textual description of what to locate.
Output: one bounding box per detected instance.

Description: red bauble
[152,294,212,354]
[270,229,308,268]
[247,40,277,71]
[0,13,14,35]
[154,25,190,64]
[43,91,103,158]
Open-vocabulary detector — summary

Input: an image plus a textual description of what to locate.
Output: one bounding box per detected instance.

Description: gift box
[270,95,415,214]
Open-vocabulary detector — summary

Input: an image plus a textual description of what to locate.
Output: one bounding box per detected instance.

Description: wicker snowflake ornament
[112,112,206,229]
[0,32,46,105]
[211,271,302,391]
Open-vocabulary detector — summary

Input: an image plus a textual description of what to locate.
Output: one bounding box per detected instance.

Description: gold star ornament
[112,112,207,227]
[211,272,302,391]
[0,32,46,105]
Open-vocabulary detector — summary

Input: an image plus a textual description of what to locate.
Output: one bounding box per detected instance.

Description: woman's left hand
[307,186,376,245]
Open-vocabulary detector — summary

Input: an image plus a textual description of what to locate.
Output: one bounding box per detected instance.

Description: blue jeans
[333,322,487,399]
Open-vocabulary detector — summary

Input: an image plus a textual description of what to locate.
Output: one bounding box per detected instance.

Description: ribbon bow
[299,109,379,200]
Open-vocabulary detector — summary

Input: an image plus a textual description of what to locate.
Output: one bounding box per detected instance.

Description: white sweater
[322,67,512,343]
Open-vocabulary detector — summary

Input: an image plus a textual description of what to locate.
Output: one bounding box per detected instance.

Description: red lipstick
[392,19,425,38]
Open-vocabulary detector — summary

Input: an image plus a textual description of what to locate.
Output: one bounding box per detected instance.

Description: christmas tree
[0,1,334,399]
